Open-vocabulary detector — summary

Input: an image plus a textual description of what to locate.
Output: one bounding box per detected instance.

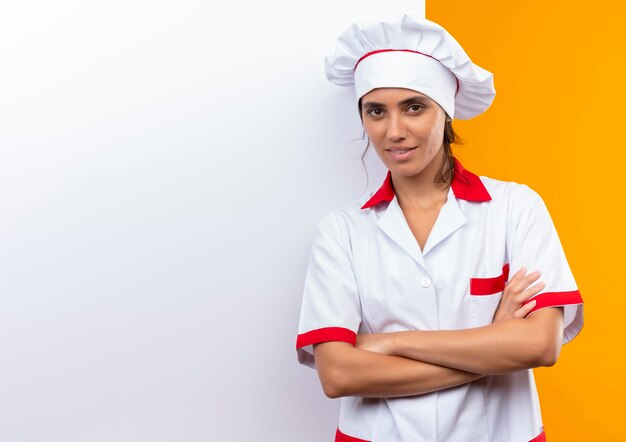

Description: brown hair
[357,97,464,190]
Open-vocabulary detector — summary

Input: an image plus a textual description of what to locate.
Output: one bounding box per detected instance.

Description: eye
[408,104,424,112]
[366,108,384,117]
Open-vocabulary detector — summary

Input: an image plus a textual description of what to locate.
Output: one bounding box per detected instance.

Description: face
[360,88,448,179]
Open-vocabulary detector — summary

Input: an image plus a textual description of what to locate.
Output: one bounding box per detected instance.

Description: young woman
[296,14,584,442]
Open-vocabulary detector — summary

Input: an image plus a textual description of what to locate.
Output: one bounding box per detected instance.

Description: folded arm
[313,341,484,398]
[357,268,564,375]
[312,268,562,399]
[314,306,562,398]
[357,307,564,375]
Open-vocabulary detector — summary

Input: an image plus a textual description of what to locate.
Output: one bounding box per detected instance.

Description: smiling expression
[360,88,448,178]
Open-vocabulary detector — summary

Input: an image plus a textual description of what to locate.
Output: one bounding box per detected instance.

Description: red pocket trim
[470,263,510,296]
[335,428,370,442]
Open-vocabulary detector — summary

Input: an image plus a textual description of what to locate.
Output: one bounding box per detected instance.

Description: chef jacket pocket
[470,263,510,296]
[469,264,510,326]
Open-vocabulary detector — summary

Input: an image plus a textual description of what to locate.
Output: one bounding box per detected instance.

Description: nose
[386,112,406,141]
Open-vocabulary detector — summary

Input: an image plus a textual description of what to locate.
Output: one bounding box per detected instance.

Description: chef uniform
[296,14,584,442]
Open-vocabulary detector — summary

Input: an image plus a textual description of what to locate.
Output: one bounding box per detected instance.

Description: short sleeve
[507,185,584,344]
[295,211,363,369]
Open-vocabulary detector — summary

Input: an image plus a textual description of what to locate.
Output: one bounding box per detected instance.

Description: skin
[360,88,450,213]
[313,87,564,398]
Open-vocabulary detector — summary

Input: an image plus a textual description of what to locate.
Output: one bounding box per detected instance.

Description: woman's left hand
[355,332,395,355]
[493,267,543,322]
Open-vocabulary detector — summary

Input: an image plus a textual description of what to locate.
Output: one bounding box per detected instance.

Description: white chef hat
[324,14,495,120]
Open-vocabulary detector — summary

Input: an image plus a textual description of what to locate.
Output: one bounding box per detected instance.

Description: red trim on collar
[360,158,491,209]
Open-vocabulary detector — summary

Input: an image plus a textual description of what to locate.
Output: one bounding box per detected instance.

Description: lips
[386,146,417,161]
[387,146,416,154]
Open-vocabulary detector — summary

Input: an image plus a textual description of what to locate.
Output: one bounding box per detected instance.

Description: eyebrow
[362,95,429,109]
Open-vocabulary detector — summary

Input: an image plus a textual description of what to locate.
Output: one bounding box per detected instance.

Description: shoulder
[479,174,545,211]
[316,193,373,228]
[312,195,372,250]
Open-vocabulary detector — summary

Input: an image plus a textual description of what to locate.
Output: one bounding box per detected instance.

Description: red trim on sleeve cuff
[528,428,546,442]
[296,327,357,349]
[336,428,370,442]
[336,426,542,442]
[523,290,583,315]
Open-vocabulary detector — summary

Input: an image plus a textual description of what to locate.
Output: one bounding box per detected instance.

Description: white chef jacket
[296,158,584,442]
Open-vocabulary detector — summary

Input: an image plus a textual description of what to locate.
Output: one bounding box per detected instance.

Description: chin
[389,161,429,177]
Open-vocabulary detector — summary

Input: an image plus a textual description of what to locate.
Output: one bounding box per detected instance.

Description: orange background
[427,1,625,440]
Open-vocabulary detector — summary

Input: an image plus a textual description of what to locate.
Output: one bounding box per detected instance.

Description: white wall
[0,1,423,440]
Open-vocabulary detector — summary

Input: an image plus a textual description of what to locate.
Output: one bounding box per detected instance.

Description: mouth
[386,146,417,160]
[386,146,417,154]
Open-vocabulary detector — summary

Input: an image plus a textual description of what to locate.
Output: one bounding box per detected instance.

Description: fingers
[515,281,545,303]
[505,267,528,293]
[514,299,537,318]
[504,267,527,291]
[510,266,527,282]
[504,267,542,296]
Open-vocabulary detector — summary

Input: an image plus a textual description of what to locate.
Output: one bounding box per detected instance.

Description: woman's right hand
[492,267,545,323]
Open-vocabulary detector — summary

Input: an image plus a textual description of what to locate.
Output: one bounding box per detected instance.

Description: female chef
[295,14,584,442]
